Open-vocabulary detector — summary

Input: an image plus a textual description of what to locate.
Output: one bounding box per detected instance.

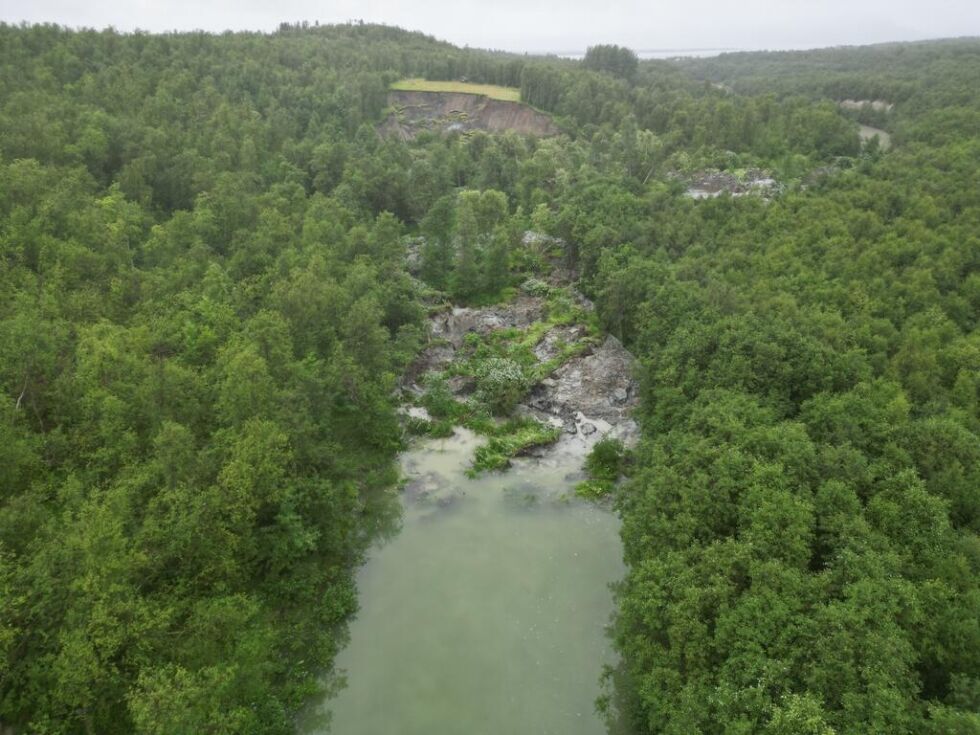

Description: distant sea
[554,48,741,60]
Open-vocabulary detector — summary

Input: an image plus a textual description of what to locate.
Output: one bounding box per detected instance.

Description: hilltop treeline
[676,38,980,136]
[0,21,977,735]
[0,22,443,734]
[598,146,980,735]
[594,43,980,735]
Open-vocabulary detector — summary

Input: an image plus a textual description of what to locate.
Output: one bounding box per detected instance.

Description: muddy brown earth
[380,91,560,140]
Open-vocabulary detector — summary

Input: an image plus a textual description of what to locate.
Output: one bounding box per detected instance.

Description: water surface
[304,428,623,735]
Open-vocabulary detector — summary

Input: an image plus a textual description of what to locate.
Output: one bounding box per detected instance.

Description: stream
[300,427,624,734]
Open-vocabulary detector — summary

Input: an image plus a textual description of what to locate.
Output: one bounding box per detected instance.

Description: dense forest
[0,21,977,734]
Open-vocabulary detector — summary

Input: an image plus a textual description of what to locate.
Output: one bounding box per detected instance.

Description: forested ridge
[0,21,977,734]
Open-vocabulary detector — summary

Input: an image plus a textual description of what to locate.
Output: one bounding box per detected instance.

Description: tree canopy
[0,21,977,735]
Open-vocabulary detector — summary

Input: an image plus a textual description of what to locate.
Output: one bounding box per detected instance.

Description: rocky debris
[404,299,545,389]
[403,342,455,387]
[404,236,424,274]
[858,124,892,150]
[547,263,579,286]
[425,344,456,368]
[521,334,640,447]
[606,417,641,447]
[403,283,642,450]
[430,297,546,349]
[679,169,779,199]
[400,406,432,422]
[380,91,560,140]
[532,335,637,421]
[532,324,588,363]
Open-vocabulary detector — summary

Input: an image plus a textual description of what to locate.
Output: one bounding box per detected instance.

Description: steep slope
[381,90,560,139]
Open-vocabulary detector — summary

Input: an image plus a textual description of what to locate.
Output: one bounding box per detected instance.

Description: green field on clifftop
[391,78,521,101]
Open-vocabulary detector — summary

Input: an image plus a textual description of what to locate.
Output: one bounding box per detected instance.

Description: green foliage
[419,194,456,289]
[447,189,514,303]
[0,23,438,733]
[474,357,530,415]
[600,41,980,735]
[520,277,553,297]
[390,78,521,101]
[576,437,628,499]
[583,45,639,81]
[470,418,561,475]
[0,20,978,735]
[586,437,626,482]
[574,479,615,501]
[419,373,470,421]
[405,415,456,438]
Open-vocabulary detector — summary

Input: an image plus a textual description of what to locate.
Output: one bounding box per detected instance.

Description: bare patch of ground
[380,91,559,140]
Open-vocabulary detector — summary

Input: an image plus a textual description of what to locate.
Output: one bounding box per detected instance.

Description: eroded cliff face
[380,91,560,139]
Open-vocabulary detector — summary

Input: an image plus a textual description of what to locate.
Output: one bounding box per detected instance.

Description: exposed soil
[380,91,560,139]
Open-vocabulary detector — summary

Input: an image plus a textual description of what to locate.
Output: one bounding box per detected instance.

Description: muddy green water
[303,428,624,735]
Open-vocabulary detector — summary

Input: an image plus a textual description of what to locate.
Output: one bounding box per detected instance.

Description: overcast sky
[4,0,979,53]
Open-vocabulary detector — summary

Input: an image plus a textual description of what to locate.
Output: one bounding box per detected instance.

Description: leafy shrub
[474,357,529,415]
[469,418,560,474]
[520,277,552,297]
[404,416,456,438]
[585,437,626,482]
[420,374,465,420]
[576,437,627,498]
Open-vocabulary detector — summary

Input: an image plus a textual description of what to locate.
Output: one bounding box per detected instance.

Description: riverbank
[299,241,640,732]
[301,425,625,734]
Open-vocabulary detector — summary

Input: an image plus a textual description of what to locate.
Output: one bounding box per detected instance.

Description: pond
[301,428,624,735]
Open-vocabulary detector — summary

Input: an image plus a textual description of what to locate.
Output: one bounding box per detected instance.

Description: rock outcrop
[405,287,640,448]
[680,169,778,199]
